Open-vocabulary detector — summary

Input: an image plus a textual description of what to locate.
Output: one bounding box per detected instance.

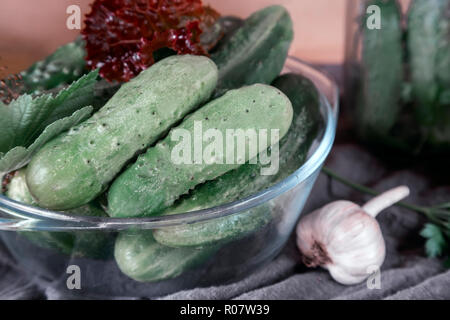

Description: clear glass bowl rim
[0,57,338,231]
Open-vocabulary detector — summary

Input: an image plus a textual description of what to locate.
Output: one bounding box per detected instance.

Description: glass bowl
[0,57,338,299]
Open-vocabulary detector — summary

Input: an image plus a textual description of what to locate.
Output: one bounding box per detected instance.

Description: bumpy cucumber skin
[357,0,403,138]
[114,231,217,282]
[211,5,294,97]
[153,73,321,248]
[161,74,320,215]
[26,55,218,210]
[408,0,450,126]
[6,169,113,259]
[107,84,293,218]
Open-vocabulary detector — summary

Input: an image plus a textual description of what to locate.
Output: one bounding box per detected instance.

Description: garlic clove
[328,264,370,286]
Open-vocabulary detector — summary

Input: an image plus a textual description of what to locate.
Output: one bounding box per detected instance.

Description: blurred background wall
[0,0,347,76]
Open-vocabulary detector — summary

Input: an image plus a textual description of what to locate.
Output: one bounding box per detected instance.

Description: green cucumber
[356,0,403,138]
[153,73,321,247]
[107,84,293,218]
[209,16,244,54]
[21,38,87,95]
[211,5,293,97]
[5,169,113,259]
[26,55,218,210]
[408,0,450,125]
[114,231,217,282]
[154,206,273,248]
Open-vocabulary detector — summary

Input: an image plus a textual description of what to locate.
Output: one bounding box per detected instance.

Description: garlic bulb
[296,186,410,285]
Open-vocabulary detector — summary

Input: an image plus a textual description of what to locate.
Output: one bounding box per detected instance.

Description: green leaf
[0,106,93,175]
[0,70,98,154]
[434,202,450,210]
[420,223,447,258]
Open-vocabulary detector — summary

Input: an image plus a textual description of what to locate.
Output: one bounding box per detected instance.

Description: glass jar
[344,0,450,156]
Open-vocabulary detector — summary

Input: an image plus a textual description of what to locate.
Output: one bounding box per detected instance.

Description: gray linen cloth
[0,144,448,300]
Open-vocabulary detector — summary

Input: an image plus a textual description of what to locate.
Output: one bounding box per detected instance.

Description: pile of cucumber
[353,0,450,154]
[2,6,323,282]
